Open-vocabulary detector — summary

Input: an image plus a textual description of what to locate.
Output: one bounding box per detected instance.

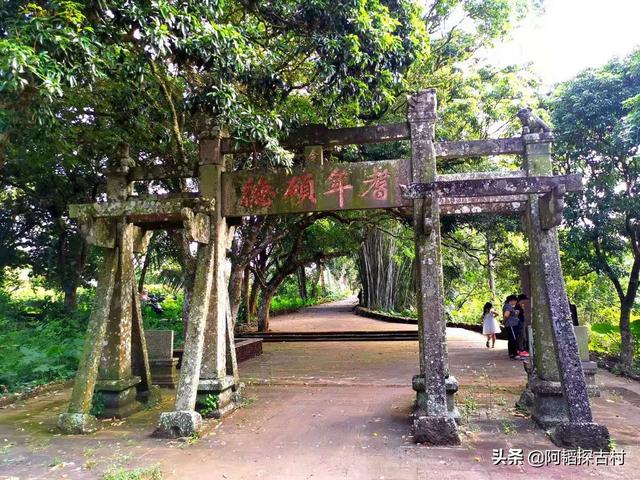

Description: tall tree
[1,1,425,306]
[552,50,640,372]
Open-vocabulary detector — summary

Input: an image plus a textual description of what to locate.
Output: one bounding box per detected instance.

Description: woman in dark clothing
[503,295,520,359]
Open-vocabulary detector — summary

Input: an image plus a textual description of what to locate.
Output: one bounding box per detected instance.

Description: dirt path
[268,296,418,332]
[1,300,638,479]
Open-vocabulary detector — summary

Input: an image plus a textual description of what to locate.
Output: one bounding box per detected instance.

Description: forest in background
[0,0,638,394]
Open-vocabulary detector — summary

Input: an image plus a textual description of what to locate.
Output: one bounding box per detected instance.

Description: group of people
[481,294,530,360]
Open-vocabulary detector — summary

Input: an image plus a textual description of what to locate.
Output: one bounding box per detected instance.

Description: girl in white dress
[482,302,500,348]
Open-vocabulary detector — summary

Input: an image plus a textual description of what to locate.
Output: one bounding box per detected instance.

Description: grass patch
[102,465,163,480]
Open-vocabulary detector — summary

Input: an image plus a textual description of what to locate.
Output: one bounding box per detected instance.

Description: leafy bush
[588,320,640,359]
[0,289,89,392]
[0,283,186,393]
[140,286,184,346]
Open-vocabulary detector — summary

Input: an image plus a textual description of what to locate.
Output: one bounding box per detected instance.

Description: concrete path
[1,299,638,479]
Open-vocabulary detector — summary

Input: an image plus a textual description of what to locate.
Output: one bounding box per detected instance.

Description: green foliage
[551,49,640,367]
[0,287,89,391]
[140,286,184,346]
[90,391,106,417]
[102,465,163,480]
[199,394,219,418]
[0,279,187,393]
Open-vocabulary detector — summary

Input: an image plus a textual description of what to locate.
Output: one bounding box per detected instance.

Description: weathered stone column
[197,129,239,417]
[523,132,609,450]
[90,146,147,418]
[155,130,224,438]
[57,247,119,433]
[408,89,460,445]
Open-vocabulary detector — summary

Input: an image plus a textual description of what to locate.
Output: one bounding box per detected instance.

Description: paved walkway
[1,299,639,479]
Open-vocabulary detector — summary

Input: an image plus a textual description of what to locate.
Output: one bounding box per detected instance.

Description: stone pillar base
[445,376,461,423]
[518,370,600,426]
[413,415,461,445]
[149,358,179,388]
[154,410,203,438]
[550,422,610,451]
[528,377,569,428]
[57,413,101,434]
[412,374,460,423]
[95,376,142,419]
[582,361,599,393]
[197,375,240,418]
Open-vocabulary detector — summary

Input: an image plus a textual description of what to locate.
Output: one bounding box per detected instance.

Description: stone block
[528,377,568,428]
[196,375,240,418]
[149,358,179,388]
[235,338,263,363]
[413,415,460,445]
[57,413,101,434]
[573,325,590,361]
[445,376,461,423]
[95,375,142,418]
[551,422,610,451]
[145,330,174,360]
[155,410,203,438]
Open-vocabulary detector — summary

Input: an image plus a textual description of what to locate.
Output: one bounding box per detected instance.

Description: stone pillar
[408,89,460,445]
[522,133,609,450]
[91,146,149,418]
[57,248,119,433]
[197,130,239,417]
[58,143,156,432]
[155,130,224,438]
[94,220,143,418]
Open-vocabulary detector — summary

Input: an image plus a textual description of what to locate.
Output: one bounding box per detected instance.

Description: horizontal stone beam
[435,138,524,160]
[440,201,526,216]
[127,133,526,182]
[221,158,413,217]
[402,174,583,199]
[220,124,524,160]
[220,123,411,154]
[440,194,528,206]
[69,197,215,222]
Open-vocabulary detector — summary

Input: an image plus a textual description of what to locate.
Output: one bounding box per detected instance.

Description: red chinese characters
[284,173,317,205]
[239,177,276,209]
[323,168,353,208]
[360,167,390,200]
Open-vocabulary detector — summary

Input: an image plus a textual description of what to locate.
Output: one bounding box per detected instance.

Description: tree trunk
[297,266,307,301]
[257,287,276,332]
[138,245,152,293]
[486,238,497,301]
[241,266,251,325]
[62,235,87,312]
[63,285,78,311]
[311,263,320,298]
[228,263,245,326]
[619,257,639,372]
[619,300,634,371]
[249,278,259,319]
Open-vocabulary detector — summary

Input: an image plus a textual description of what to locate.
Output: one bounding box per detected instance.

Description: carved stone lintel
[540,185,566,230]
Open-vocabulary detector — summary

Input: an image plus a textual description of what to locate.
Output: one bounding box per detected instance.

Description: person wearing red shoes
[503,295,521,359]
